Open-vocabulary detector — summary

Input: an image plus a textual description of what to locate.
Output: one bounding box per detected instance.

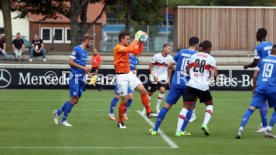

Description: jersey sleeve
[254,46,260,59]
[70,47,78,60]
[150,54,158,64]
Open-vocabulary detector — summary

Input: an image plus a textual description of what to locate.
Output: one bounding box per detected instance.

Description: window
[53,28,64,43]
[65,28,71,43]
[41,27,52,43]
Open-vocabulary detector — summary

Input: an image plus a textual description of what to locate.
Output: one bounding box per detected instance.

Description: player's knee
[120,96,128,103]
[249,106,256,110]
[159,87,166,94]
[164,103,172,109]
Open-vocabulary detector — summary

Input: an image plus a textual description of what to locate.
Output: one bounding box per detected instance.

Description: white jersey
[187,52,216,91]
[150,52,173,82]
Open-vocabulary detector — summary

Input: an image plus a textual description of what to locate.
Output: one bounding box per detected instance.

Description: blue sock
[109,97,119,114]
[269,110,276,128]
[240,109,255,128]
[125,99,133,114]
[181,109,193,131]
[259,104,268,127]
[57,100,69,116]
[153,107,169,131]
[62,102,74,122]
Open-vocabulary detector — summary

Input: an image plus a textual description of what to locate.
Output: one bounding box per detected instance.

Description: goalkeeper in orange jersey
[114,31,157,128]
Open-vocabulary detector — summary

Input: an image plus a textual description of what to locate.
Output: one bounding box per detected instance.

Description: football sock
[268,110,276,130]
[156,93,164,111]
[57,100,69,116]
[259,104,268,128]
[181,109,193,131]
[141,93,152,114]
[62,102,74,122]
[153,107,169,131]
[109,97,119,114]
[118,102,127,123]
[203,105,213,126]
[125,99,133,114]
[240,108,254,128]
[176,108,188,132]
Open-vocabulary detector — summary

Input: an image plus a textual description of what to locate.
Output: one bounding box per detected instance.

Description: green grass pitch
[0,89,275,155]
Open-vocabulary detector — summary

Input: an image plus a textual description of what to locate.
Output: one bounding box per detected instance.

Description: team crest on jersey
[72,50,76,55]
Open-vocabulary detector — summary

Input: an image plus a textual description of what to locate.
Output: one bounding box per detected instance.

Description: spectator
[12,32,24,60]
[30,34,46,62]
[0,33,9,60]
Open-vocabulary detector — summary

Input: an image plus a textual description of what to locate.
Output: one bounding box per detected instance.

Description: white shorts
[116,72,142,96]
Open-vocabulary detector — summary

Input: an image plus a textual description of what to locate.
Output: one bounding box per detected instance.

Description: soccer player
[236,44,276,139]
[175,40,218,136]
[53,35,93,127]
[145,44,173,114]
[149,37,199,136]
[108,53,139,121]
[244,28,273,132]
[114,31,157,128]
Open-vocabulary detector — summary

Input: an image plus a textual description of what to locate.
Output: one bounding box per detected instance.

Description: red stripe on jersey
[205,65,212,71]
[189,62,196,68]
[152,62,168,67]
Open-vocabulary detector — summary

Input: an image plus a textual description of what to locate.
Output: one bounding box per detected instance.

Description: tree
[0,0,13,54]
[11,0,109,47]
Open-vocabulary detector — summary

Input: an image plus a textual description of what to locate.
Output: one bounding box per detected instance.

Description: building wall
[0,11,30,40]
[176,7,276,51]
[29,22,102,52]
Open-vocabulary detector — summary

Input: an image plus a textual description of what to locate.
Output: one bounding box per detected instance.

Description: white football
[140,32,148,42]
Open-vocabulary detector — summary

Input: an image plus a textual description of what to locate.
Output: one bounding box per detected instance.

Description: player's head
[198,42,203,52]
[16,32,21,39]
[82,35,94,49]
[271,44,276,56]
[200,40,212,54]
[93,48,99,55]
[256,28,267,41]
[33,34,39,40]
[189,36,199,47]
[162,44,172,55]
[118,32,130,46]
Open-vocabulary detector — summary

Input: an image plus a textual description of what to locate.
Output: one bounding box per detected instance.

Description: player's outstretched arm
[244,59,259,69]
[68,58,90,73]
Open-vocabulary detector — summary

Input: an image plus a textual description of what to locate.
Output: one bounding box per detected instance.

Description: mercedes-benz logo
[0,69,12,88]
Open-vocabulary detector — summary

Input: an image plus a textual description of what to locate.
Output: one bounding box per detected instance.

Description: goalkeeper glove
[134,30,144,41]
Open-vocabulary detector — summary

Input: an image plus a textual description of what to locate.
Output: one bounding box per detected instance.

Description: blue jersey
[256,55,276,93]
[70,45,88,80]
[254,41,273,60]
[171,49,196,87]
[129,55,139,71]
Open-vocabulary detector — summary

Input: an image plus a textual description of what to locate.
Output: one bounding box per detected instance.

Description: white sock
[176,108,188,132]
[203,105,213,126]
[156,93,164,111]
[149,95,152,101]
[239,127,244,131]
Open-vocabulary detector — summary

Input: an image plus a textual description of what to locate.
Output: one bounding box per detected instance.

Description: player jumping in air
[149,37,199,136]
[53,35,94,127]
[108,54,139,121]
[114,31,157,128]
[175,40,218,136]
[244,28,273,133]
[236,44,276,139]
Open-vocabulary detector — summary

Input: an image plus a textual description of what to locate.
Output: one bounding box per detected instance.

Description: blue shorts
[165,85,186,105]
[69,79,85,97]
[115,84,133,95]
[250,91,276,108]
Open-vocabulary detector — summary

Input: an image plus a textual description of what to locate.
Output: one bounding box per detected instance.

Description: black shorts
[147,80,167,92]
[91,67,99,73]
[183,86,213,104]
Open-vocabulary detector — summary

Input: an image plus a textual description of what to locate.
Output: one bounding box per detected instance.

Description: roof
[27,3,106,24]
